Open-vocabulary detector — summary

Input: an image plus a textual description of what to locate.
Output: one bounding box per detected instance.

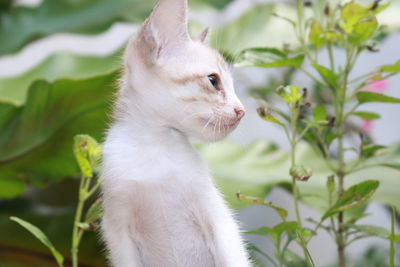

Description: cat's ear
[196,27,210,43]
[137,0,189,63]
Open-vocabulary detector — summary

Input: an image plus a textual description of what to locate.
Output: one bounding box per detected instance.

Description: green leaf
[198,140,400,211]
[313,106,327,122]
[349,16,378,44]
[340,1,378,44]
[0,51,122,106]
[351,111,381,120]
[380,60,400,72]
[236,47,305,68]
[322,180,380,221]
[277,85,303,104]
[0,0,155,55]
[309,20,326,49]
[10,217,64,267]
[237,192,288,220]
[257,107,285,127]
[73,135,102,178]
[0,72,117,190]
[282,250,306,266]
[356,91,400,104]
[313,64,338,89]
[350,224,400,243]
[361,145,386,158]
[326,176,336,194]
[0,0,232,56]
[0,174,26,199]
[85,199,103,228]
[379,164,400,171]
[246,221,300,245]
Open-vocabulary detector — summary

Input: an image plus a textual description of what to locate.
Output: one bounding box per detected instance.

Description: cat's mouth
[199,117,240,130]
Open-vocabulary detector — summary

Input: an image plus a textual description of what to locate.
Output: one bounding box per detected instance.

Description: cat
[100,0,251,266]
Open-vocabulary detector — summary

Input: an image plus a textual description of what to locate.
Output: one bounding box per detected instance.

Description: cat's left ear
[196,27,210,43]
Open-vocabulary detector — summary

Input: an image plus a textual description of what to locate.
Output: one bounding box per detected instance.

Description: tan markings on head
[171,74,216,95]
[171,74,204,85]
[179,94,214,104]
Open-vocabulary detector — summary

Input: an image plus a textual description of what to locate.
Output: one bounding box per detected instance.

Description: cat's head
[121,0,244,141]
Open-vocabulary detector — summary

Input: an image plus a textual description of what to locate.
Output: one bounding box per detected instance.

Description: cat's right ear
[136,0,189,64]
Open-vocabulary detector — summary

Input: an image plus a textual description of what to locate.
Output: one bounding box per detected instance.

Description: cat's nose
[234,108,245,120]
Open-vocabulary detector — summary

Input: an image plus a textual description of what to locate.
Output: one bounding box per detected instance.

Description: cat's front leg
[210,214,252,267]
[198,191,251,267]
[102,202,143,267]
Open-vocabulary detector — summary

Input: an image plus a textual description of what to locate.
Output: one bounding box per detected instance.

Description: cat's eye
[207,74,220,90]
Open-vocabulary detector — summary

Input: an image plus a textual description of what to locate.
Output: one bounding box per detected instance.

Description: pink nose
[234,108,245,120]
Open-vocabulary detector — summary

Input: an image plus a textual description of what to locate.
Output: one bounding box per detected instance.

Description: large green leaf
[0,51,122,106]
[236,47,304,68]
[197,140,400,211]
[0,0,155,55]
[210,4,299,57]
[0,0,234,56]
[0,72,117,188]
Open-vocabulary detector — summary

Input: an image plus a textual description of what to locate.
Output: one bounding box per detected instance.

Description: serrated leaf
[322,180,379,221]
[10,217,64,267]
[236,47,305,68]
[313,64,338,89]
[356,91,400,104]
[352,111,381,120]
[380,60,400,72]
[237,192,288,220]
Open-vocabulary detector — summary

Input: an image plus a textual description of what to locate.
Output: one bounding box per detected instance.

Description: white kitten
[100,0,251,266]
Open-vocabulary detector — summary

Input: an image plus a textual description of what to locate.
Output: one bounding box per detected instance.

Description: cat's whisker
[179,111,210,125]
[201,115,214,133]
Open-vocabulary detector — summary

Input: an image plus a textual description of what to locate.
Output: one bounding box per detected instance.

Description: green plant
[10,135,103,267]
[236,0,400,266]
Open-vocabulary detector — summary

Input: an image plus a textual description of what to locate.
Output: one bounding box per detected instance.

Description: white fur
[101,0,250,266]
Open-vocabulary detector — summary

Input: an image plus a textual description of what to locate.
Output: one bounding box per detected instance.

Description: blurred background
[0,0,399,266]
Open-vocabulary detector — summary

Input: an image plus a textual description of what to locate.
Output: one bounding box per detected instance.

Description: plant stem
[71,176,91,267]
[289,105,313,266]
[328,42,335,71]
[335,45,357,267]
[390,206,396,267]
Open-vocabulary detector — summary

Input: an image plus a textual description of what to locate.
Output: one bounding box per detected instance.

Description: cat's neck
[112,88,192,152]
